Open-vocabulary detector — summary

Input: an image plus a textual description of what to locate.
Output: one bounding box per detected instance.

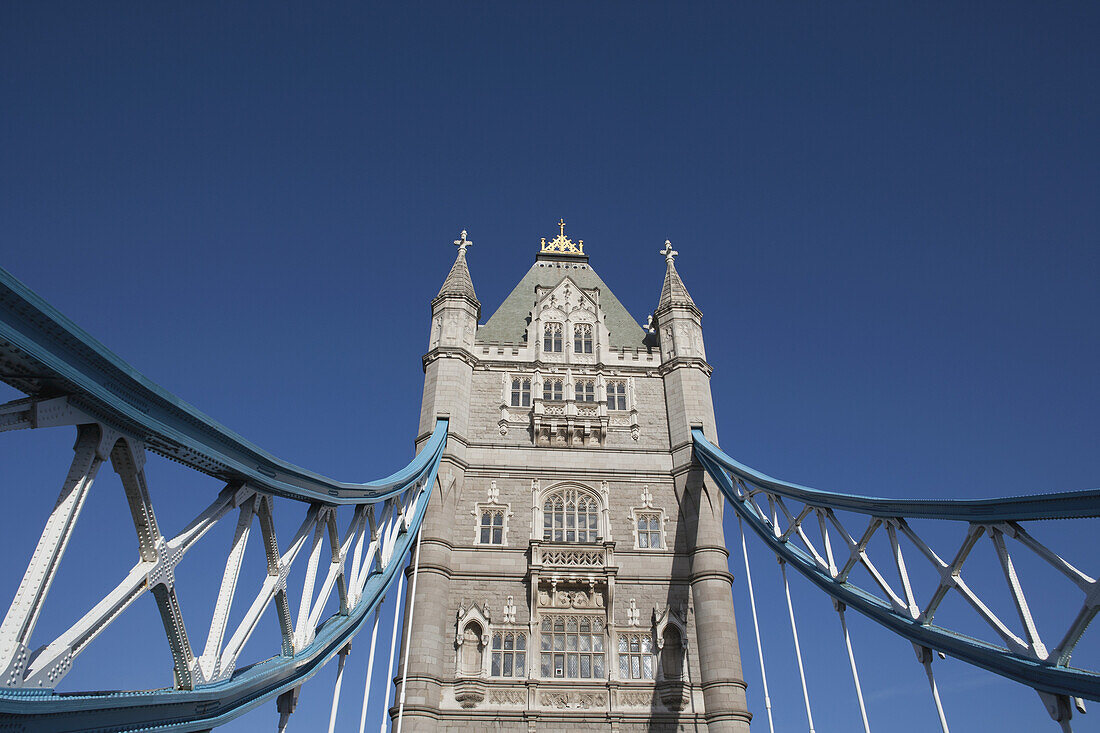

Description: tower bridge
[0,225,1095,732]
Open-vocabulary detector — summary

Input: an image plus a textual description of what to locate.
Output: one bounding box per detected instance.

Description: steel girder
[0,265,449,730]
[692,428,1100,705]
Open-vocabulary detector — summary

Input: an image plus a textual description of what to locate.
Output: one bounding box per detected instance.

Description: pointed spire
[436,229,480,305]
[657,239,697,312]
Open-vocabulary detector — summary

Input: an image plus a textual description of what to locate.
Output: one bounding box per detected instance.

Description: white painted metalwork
[358,608,383,733]
[379,565,406,733]
[835,600,871,733]
[327,643,351,733]
[738,516,775,733]
[917,645,951,733]
[779,558,816,733]
[395,521,425,733]
[694,430,1099,729]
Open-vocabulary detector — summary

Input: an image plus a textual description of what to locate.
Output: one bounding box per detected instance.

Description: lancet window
[543,377,564,401]
[480,509,504,545]
[618,631,656,680]
[573,323,593,354]
[510,377,531,407]
[606,381,627,410]
[542,487,601,543]
[491,632,527,677]
[540,615,605,679]
[544,322,563,353]
[636,512,662,549]
[576,379,596,402]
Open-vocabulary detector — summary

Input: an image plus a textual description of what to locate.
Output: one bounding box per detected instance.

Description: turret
[401,230,480,728]
[655,241,752,732]
[654,240,706,365]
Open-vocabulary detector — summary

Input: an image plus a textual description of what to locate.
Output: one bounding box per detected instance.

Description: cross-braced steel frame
[0,267,447,731]
[693,427,1098,730]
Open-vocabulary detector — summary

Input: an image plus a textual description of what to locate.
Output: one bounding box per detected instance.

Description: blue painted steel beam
[692,428,1100,522]
[0,264,451,729]
[692,428,1100,702]
[0,266,438,504]
[0,420,445,732]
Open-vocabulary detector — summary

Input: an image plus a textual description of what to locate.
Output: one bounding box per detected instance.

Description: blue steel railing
[693,428,1100,703]
[0,266,447,731]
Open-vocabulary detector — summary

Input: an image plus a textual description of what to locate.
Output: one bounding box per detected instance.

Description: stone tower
[396,224,751,732]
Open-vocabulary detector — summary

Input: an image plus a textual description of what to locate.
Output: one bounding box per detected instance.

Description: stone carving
[503,595,516,623]
[619,690,655,707]
[539,691,605,709]
[540,548,603,567]
[488,688,526,705]
[537,583,605,609]
[487,481,499,503]
[627,598,640,626]
[454,678,487,709]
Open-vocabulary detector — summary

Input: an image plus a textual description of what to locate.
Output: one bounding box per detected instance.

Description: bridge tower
[396,224,751,731]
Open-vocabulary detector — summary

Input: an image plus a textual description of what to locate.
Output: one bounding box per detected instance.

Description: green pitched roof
[477,257,648,348]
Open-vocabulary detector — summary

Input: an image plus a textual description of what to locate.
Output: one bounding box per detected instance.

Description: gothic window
[636,512,662,549]
[543,322,563,353]
[542,488,601,543]
[607,381,627,410]
[618,632,655,679]
[491,632,527,677]
[511,377,531,407]
[573,323,593,354]
[576,379,596,402]
[480,510,504,544]
[540,615,605,679]
[543,377,564,401]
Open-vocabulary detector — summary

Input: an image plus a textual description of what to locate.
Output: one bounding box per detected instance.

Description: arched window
[543,377,563,401]
[540,615,605,679]
[491,632,527,677]
[573,323,593,353]
[576,379,596,402]
[636,512,662,549]
[510,377,531,407]
[480,509,504,544]
[542,487,601,542]
[618,631,655,679]
[606,381,627,410]
[543,323,563,352]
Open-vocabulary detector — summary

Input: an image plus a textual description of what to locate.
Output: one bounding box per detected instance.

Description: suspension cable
[357,607,382,733]
[326,643,351,733]
[378,564,406,733]
[835,600,871,733]
[780,558,816,733]
[738,516,775,733]
[917,646,951,733]
[395,523,425,733]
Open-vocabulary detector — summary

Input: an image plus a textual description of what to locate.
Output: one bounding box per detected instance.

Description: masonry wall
[395,255,750,732]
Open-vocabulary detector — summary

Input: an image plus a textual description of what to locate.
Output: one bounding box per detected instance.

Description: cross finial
[660,239,678,263]
[453,229,472,254]
[558,218,566,237]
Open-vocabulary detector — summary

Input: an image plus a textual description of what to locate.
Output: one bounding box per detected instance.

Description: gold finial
[540,218,585,256]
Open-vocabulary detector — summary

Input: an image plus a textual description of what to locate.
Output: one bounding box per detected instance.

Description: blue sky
[1,3,1097,731]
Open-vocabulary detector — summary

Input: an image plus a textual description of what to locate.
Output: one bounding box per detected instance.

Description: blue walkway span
[0,265,448,731]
